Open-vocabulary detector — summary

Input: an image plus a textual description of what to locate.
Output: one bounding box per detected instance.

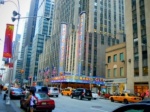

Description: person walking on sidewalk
[23,89,36,112]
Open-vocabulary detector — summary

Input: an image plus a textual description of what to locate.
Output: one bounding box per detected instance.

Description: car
[4,87,25,99]
[92,92,99,99]
[61,88,75,96]
[20,92,55,112]
[112,103,150,112]
[109,93,142,104]
[30,86,49,95]
[48,87,59,97]
[138,98,150,103]
[71,88,92,101]
[30,86,43,92]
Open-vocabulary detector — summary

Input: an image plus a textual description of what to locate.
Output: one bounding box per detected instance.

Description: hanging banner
[3,24,14,58]
[77,12,86,75]
[59,23,67,76]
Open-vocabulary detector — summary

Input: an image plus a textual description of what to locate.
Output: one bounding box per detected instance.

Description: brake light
[48,100,55,105]
[11,91,15,94]
[22,91,26,94]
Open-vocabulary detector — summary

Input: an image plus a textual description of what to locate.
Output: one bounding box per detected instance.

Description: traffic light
[11,10,20,22]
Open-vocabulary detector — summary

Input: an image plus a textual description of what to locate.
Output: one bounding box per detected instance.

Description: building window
[113,54,117,62]
[113,68,117,77]
[108,56,111,63]
[120,67,124,76]
[101,35,104,44]
[108,69,110,77]
[120,53,124,61]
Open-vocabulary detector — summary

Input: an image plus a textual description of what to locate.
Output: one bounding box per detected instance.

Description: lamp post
[2,0,20,105]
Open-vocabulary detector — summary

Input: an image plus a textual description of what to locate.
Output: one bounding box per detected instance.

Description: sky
[0,0,31,66]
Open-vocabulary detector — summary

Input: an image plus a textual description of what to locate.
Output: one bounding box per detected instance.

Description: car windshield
[53,88,58,90]
[12,88,23,92]
[35,93,49,100]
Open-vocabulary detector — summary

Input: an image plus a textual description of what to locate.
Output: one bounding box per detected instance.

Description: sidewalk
[0,92,21,112]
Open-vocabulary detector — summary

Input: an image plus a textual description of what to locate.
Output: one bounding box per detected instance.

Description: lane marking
[90,107,109,112]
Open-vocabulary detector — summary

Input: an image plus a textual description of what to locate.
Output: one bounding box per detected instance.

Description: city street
[12,95,124,112]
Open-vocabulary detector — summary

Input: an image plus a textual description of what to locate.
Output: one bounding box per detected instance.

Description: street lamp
[11,16,50,22]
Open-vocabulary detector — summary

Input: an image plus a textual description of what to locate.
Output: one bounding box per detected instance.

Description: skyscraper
[12,34,21,81]
[22,0,39,80]
[50,0,125,78]
[30,0,54,85]
[125,0,150,93]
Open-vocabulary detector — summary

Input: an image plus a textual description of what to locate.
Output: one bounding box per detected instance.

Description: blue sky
[0,0,31,66]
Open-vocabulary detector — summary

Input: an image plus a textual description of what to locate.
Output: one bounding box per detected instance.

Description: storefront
[134,82,149,94]
[105,78,127,94]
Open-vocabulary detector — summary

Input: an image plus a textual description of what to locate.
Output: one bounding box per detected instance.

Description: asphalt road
[12,95,124,112]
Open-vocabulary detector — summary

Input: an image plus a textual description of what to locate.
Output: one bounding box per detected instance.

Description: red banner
[3,24,14,58]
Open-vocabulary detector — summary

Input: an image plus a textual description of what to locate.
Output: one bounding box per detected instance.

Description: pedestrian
[140,92,145,100]
[23,89,36,112]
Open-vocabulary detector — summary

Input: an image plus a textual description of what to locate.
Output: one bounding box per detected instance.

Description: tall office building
[22,0,39,80]
[30,0,54,84]
[12,34,21,81]
[125,0,150,93]
[49,0,125,78]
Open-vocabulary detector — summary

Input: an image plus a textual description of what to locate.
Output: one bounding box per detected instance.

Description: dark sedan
[3,88,25,100]
[9,88,25,99]
[20,92,55,112]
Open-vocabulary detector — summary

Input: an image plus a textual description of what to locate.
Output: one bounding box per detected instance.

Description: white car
[92,92,99,99]
[48,87,59,97]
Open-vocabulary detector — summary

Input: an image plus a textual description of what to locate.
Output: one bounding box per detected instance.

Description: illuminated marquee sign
[59,23,67,76]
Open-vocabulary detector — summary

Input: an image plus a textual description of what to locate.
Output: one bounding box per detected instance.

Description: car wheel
[71,95,73,98]
[111,98,114,102]
[88,98,91,101]
[124,99,128,104]
[49,110,52,112]
[67,93,69,96]
[56,95,58,97]
[79,96,82,100]
[61,93,63,95]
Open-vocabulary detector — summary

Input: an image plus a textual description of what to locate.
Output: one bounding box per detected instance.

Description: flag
[43,68,45,76]
[46,67,50,75]
[38,70,41,75]
[3,24,14,58]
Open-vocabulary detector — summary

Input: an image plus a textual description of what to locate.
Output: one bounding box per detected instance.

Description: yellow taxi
[61,88,75,96]
[109,93,142,104]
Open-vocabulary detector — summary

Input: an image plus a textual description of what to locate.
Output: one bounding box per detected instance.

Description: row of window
[107,67,124,77]
[108,53,124,63]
